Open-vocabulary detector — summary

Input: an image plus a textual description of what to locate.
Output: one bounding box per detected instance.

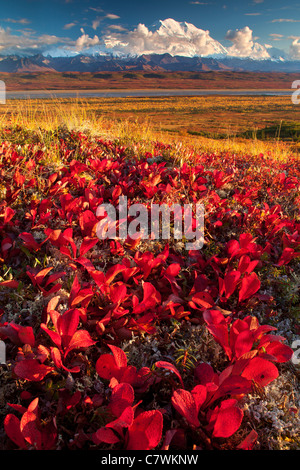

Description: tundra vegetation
[0,95,299,450]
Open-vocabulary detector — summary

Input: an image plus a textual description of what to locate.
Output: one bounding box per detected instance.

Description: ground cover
[0,120,299,450]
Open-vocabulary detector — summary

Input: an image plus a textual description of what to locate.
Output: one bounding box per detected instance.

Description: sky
[0,0,300,59]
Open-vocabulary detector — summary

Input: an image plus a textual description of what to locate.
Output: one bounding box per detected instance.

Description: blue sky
[0,0,300,58]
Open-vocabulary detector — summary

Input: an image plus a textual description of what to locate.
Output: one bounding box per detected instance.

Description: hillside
[1,70,298,92]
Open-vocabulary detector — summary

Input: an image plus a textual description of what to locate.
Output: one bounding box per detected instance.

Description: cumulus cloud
[102,18,227,57]
[74,30,100,51]
[289,39,300,59]
[92,19,101,30]
[225,26,270,59]
[0,16,296,60]
[0,25,100,55]
[0,26,65,54]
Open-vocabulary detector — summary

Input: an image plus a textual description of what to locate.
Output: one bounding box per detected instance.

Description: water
[6,89,293,100]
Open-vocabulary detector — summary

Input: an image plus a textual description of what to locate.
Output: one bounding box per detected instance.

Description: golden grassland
[1,94,300,161]
[1,71,298,91]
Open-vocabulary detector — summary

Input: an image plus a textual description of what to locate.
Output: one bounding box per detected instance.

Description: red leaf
[50,347,63,369]
[79,210,98,237]
[4,414,27,449]
[96,354,121,381]
[79,237,98,257]
[0,280,19,288]
[108,383,135,417]
[238,255,259,274]
[0,322,33,346]
[191,292,214,309]
[105,264,127,285]
[223,270,241,299]
[17,326,35,347]
[20,411,42,449]
[57,309,80,345]
[110,283,127,304]
[34,267,54,285]
[64,330,96,357]
[234,329,255,359]
[92,427,120,445]
[277,247,300,266]
[133,282,161,314]
[19,232,41,251]
[107,406,134,433]
[165,263,181,277]
[108,344,128,368]
[217,375,252,398]
[237,430,258,450]
[264,342,293,363]
[171,389,200,427]
[241,357,279,387]
[70,287,94,308]
[50,347,80,373]
[40,323,62,349]
[14,359,54,382]
[238,272,261,303]
[194,362,216,385]
[3,207,15,224]
[126,410,163,450]
[191,384,207,413]
[155,361,184,387]
[44,271,65,287]
[211,399,243,438]
[69,275,81,307]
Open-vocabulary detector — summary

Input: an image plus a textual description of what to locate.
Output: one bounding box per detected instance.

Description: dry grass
[0,95,298,162]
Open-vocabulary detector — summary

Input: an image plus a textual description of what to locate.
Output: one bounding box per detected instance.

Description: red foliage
[0,132,297,450]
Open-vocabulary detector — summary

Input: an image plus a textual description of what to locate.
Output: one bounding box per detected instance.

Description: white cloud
[89,7,103,13]
[0,24,100,55]
[75,30,100,51]
[269,33,284,41]
[290,39,300,59]
[225,26,270,59]
[102,18,227,57]
[108,25,127,31]
[272,18,300,23]
[0,26,64,54]
[3,18,30,24]
[106,14,120,20]
[63,22,76,30]
[92,19,101,30]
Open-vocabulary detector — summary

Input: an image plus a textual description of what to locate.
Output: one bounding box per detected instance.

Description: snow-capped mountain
[103,18,230,58]
[0,52,299,73]
[149,19,229,58]
[0,19,298,72]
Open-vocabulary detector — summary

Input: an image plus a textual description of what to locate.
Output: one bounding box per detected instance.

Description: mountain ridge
[0,52,299,73]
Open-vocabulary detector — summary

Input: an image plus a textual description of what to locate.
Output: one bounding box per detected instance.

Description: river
[5,88,293,100]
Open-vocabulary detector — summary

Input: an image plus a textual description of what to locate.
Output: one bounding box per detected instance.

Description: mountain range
[0,53,299,73]
[0,19,299,74]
